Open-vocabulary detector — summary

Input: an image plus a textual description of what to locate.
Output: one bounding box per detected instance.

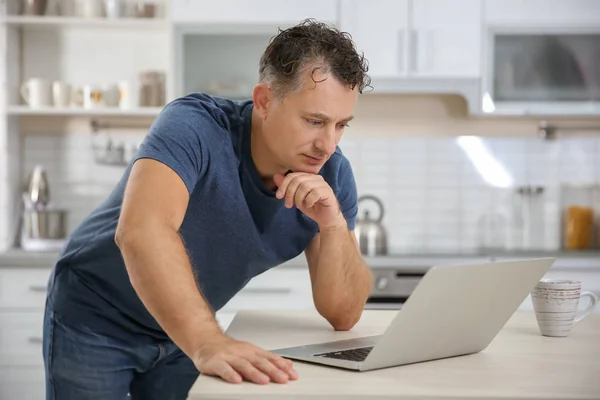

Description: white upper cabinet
[339,0,410,78]
[171,0,338,24]
[339,0,482,79]
[411,0,482,77]
[485,0,600,25]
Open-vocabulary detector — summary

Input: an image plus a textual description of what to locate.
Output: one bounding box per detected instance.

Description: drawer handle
[241,288,292,294]
[29,285,47,292]
[28,337,43,344]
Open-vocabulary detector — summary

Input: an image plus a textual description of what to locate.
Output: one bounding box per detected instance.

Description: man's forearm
[313,222,373,330]
[116,227,223,357]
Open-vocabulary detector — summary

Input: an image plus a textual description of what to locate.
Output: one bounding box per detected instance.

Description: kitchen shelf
[1,15,168,29]
[7,105,163,117]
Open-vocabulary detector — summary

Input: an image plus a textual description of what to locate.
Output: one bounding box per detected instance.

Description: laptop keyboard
[313,346,374,362]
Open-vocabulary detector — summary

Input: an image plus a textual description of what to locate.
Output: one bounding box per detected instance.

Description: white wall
[18,102,600,254]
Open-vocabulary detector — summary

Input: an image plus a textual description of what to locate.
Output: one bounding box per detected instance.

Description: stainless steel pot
[22,209,67,239]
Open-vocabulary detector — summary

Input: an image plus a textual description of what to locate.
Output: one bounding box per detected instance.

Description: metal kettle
[354,195,388,256]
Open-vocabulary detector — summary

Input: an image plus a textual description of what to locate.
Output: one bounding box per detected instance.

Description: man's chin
[291,165,322,175]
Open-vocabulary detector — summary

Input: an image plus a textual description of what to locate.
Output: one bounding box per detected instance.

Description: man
[42,18,373,399]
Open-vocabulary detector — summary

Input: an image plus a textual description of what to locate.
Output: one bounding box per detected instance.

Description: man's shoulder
[162,92,252,127]
[150,92,252,150]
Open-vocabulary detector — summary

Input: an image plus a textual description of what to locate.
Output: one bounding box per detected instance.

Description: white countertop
[189,310,600,400]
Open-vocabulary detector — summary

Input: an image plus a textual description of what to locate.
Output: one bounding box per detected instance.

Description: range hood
[367,76,481,115]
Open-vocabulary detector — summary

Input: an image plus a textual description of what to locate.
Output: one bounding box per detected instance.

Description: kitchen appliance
[272,258,555,371]
[481,26,600,115]
[18,166,68,252]
[365,267,425,310]
[354,195,388,256]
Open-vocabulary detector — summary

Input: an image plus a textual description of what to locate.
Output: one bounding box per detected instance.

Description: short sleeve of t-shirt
[335,157,359,231]
[133,100,223,194]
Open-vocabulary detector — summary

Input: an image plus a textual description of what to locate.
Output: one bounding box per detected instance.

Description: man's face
[258,68,358,174]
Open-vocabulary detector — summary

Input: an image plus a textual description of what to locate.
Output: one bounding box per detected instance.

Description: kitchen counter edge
[1,249,599,271]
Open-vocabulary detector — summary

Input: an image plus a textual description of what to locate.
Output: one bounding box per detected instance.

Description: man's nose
[315,126,337,155]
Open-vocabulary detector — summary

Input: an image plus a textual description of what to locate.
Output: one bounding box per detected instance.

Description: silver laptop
[271,257,555,371]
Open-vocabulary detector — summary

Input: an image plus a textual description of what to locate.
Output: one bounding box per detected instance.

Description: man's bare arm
[115,159,222,355]
[115,159,297,385]
[305,226,373,331]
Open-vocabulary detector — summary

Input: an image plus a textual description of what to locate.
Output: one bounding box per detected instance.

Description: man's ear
[252,83,272,119]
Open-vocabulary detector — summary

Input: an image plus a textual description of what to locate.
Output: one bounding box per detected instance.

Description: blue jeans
[42,300,199,400]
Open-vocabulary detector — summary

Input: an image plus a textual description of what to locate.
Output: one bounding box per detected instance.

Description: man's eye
[306,119,322,126]
[338,123,350,129]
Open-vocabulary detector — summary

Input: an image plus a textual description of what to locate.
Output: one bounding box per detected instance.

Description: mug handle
[574,291,598,324]
[20,81,30,104]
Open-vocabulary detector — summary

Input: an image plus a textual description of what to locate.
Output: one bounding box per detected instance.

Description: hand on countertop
[193,334,298,385]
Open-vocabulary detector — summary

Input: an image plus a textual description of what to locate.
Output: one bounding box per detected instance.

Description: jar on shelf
[21,0,47,15]
[561,184,598,250]
[138,70,165,107]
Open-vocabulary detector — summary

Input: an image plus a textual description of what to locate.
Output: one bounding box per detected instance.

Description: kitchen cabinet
[480,0,600,116]
[171,0,338,25]
[339,0,482,78]
[411,0,482,77]
[339,0,409,77]
[484,0,600,25]
[0,367,45,400]
[221,267,313,314]
[0,267,50,400]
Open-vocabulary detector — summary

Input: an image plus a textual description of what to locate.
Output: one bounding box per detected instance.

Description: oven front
[365,268,427,310]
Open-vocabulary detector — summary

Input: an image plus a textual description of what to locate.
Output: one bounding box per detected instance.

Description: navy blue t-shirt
[48,93,358,344]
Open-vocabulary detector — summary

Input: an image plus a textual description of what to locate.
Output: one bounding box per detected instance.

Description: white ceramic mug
[117,80,135,108]
[531,279,598,337]
[52,81,71,107]
[103,0,122,18]
[103,83,120,107]
[21,78,52,108]
[80,0,104,17]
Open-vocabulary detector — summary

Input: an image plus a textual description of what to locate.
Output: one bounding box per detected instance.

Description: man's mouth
[303,154,325,165]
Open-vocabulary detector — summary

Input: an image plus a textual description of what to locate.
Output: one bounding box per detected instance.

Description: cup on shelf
[72,84,104,109]
[21,0,48,15]
[52,81,71,107]
[103,83,120,107]
[21,78,53,108]
[103,0,123,18]
[117,80,135,109]
[79,0,104,18]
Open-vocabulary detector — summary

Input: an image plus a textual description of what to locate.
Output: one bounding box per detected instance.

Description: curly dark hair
[258,18,371,99]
